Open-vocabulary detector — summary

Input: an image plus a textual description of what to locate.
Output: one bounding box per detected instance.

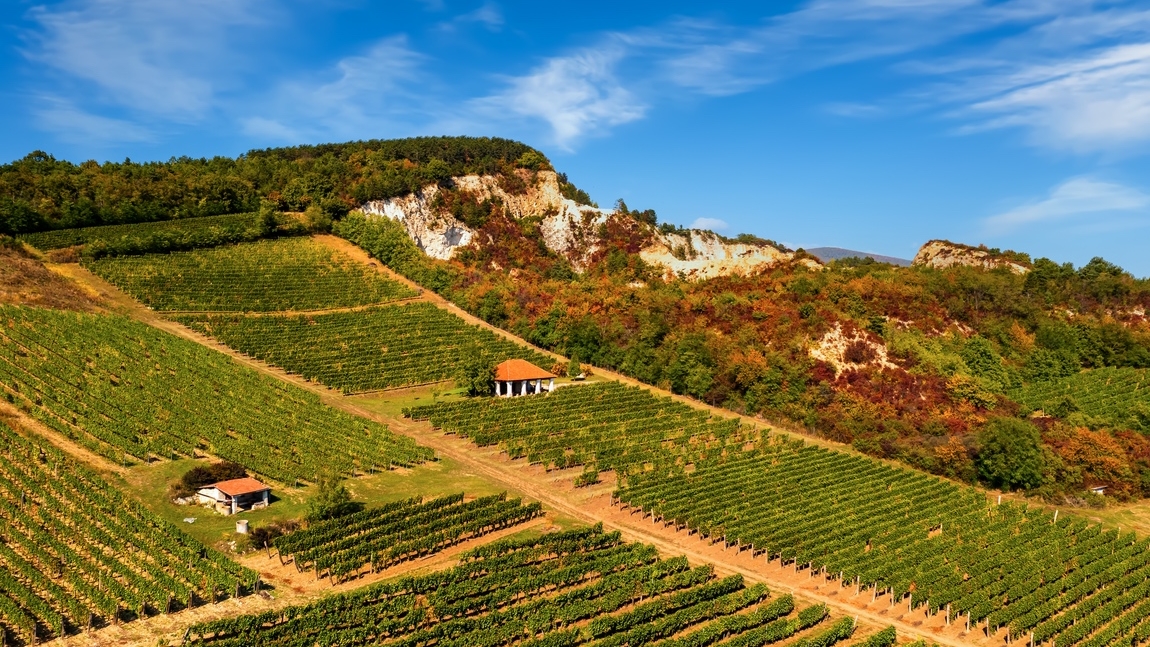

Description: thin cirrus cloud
[16,0,1150,155]
[468,45,647,150]
[242,36,429,143]
[983,177,1150,236]
[24,0,266,121]
[689,217,729,231]
[957,42,1150,152]
[34,98,155,145]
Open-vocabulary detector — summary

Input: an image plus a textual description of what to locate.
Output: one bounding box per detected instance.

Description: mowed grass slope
[85,237,417,312]
[179,303,555,393]
[0,305,432,483]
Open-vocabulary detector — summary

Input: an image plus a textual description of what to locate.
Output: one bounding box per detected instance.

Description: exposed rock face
[640,230,813,281]
[360,170,807,277]
[809,323,898,375]
[913,240,1029,274]
[361,171,609,269]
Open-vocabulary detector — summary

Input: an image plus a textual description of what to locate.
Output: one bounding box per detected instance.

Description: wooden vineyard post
[166,594,173,614]
[946,603,951,625]
[87,613,94,633]
[235,582,241,599]
[264,540,271,558]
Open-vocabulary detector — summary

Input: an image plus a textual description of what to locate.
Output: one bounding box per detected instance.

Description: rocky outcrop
[913,240,1029,274]
[361,170,609,269]
[809,323,897,375]
[361,171,806,278]
[640,230,815,281]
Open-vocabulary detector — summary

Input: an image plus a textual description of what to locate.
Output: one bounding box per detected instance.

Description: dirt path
[158,295,426,318]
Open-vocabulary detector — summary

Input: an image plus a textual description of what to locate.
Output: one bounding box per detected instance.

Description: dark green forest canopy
[0,137,543,234]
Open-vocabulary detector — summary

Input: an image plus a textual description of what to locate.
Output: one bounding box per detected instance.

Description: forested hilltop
[7,137,1150,504]
[0,137,546,234]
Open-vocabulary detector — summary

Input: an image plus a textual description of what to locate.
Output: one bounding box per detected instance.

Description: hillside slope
[8,136,1150,503]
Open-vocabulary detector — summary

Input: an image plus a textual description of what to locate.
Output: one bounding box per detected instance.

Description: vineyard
[179,303,555,393]
[618,440,1150,647]
[85,237,417,312]
[1011,367,1150,430]
[274,492,543,582]
[404,382,752,474]
[191,525,890,647]
[0,419,255,645]
[0,305,433,483]
[17,213,261,251]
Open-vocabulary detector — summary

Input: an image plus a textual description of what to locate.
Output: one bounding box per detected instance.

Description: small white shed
[197,477,271,515]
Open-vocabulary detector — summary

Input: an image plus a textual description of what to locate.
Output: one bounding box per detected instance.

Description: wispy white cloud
[437,2,503,32]
[471,45,646,149]
[984,177,1150,235]
[951,43,1150,152]
[241,36,428,143]
[24,0,266,121]
[34,98,154,144]
[690,217,729,231]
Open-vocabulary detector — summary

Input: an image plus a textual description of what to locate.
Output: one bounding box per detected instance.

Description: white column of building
[548,378,555,392]
[231,497,237,515]
[519,380,526,396]
[534,379,541,394]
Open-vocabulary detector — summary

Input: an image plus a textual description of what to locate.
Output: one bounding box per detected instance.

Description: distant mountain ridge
[805,247,911,266]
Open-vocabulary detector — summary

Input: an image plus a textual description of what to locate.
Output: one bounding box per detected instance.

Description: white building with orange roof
[494,359,557,397]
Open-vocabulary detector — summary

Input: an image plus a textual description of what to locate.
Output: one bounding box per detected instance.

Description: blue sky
[3,1,1150,275]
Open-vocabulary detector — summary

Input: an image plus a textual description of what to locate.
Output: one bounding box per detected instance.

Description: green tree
[304,204,332,232]
[567,356,582,378]
[306,473,359,522]
[256,198,279,237]
[976,417,1048,491]
[457,345,496,396]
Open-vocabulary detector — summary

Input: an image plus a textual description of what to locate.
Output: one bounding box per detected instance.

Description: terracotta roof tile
[211,477,269,497]
[495,359,557,382]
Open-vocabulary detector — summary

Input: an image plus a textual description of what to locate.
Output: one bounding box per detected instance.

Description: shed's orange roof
[211,477,270,497]
[495,359,556,381]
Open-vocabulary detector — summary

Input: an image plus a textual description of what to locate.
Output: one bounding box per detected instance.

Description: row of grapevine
[0,419,255,645]
[0,305,433,483]
[189,525,883,647]
[274,492,543,583]
[1010,367,1149,428]
[17,213,261,251]
[617,440,1150,647]
[85,237,417,312]
[179,302,555,393]
[404,381,752,474]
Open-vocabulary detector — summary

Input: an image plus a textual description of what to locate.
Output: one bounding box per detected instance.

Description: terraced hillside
[190,525,884,647]
[18,212,265,252]
[179,303,554,393]
[85,237,417,312]
[0,305,432,482]
[1011,367,1150,430]
[274,492,543,583]
[619,443,1150,645]
[406,381,750,474]
[0,419,255,645]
